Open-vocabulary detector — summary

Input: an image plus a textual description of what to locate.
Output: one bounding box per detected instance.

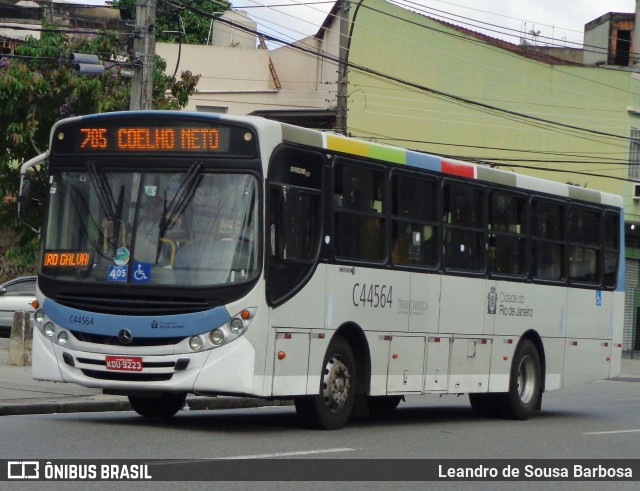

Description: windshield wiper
[88,162,116,220]
[88,163,125,254]
[158,163,202,240]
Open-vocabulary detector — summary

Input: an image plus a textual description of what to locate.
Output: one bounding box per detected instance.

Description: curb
[0,396,293,417]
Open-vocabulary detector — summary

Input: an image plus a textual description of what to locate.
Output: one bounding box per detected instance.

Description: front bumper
[32,327,257,395]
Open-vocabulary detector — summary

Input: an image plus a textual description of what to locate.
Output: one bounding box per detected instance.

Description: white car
[0,276,36,337]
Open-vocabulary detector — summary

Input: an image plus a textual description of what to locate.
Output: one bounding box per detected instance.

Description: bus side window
[568,205,601,285]
[333,160,386,262]
[442,183,485,272]
[531,199,564,281]
[266,147,324,306]
[488,191,527,276]
[391,172,438,268]
[603,211,620,288]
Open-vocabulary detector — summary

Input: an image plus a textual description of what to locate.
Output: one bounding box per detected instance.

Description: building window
[629,128,640,180]
[196,106,228,114]
[613,29,632,66]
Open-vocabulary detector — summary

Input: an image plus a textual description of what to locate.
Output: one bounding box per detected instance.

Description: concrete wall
[156,12,339,116]
[584,17,612,65]
[211,10,257,49]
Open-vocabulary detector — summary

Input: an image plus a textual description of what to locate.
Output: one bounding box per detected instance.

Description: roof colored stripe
[477,166,517,188]
[368,143,406,164]
[516,174,569,197]
[276,123,619,207]
[406,150,442,172]
[326,134,369,156]
[442,159,476,179]
[568,185,601,204]
[281,124,324,148]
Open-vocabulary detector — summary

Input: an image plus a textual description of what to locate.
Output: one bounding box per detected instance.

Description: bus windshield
[42,166,260,287]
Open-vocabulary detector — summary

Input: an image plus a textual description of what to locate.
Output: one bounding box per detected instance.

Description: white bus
[20,111,624,429]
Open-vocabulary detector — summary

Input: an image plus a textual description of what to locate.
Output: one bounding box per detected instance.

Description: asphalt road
[1,374,639,490]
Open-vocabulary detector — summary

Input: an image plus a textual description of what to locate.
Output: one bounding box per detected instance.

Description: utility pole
[130,0,157,110]
[336,0,351,135]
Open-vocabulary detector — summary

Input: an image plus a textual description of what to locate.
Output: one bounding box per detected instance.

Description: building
[155,9,340,129]
[2,0,640,351]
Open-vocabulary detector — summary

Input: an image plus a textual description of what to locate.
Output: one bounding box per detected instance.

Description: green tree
[0,29,200,266]
[114,0,231,44]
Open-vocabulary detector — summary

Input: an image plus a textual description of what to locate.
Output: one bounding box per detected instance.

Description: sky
[65,0,637,47]
[226,0,638,47]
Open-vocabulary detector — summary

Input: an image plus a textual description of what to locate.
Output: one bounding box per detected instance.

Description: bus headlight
[57,331,69,345]
[229,318,245,335]
[204,308,255,350]
[189,336,204,351]
[210,330,225,346]
[43,322,56,337]
[35,309,46,325]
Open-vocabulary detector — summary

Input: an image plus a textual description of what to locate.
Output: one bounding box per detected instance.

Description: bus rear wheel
[501,339,541,420]
[128,392,187,418]
[469,340,541,420]
[294,336,356,430]
[468,393,499,417]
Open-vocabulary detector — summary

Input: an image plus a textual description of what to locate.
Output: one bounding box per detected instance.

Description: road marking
[583,429,640,435]
[215,448,356,459]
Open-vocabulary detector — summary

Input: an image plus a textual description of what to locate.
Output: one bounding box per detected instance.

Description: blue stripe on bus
[43,299,231,338]
[405,150,442,172]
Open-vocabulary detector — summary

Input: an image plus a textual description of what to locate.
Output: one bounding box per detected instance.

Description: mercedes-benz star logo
[118,329,133,345]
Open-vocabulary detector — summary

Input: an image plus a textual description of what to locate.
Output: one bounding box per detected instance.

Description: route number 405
[108,265,128,282]
[352,283,393,308]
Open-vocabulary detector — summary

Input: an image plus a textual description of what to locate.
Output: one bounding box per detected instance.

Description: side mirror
[18,152,47,234]
[18,179,31,219]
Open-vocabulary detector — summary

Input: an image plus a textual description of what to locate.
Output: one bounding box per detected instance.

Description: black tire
[500,339,541,420]
[128,392,187,418]
[468,393,500,417]
[368,395,403,416]
[294,336,356,430]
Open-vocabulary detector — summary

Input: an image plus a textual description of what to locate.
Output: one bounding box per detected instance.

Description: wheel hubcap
[321,355,351,411]
[517,355,536,404]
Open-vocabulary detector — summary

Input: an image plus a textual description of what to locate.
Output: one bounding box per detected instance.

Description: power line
[3,1,634,171]
[238,0,638,111]
[165,0,635,146]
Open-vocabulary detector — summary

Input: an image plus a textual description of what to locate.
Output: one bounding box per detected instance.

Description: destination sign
[43,251,91,268]
[79,127,222,152]
[50,118,257,157]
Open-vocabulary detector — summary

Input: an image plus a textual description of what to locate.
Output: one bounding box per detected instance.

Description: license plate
[105,356,143,372]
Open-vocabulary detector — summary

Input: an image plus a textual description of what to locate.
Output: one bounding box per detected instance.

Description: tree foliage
[0,29,200,267]
[114,0,231,44]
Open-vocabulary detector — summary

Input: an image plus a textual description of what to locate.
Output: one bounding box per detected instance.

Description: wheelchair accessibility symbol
[132,262,151,283]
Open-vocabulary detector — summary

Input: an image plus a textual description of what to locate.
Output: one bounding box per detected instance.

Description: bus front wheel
[294,336,356,430]
[128,392,187,418]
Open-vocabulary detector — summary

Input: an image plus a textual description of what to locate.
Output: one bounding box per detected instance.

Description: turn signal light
[31,300,39,309]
